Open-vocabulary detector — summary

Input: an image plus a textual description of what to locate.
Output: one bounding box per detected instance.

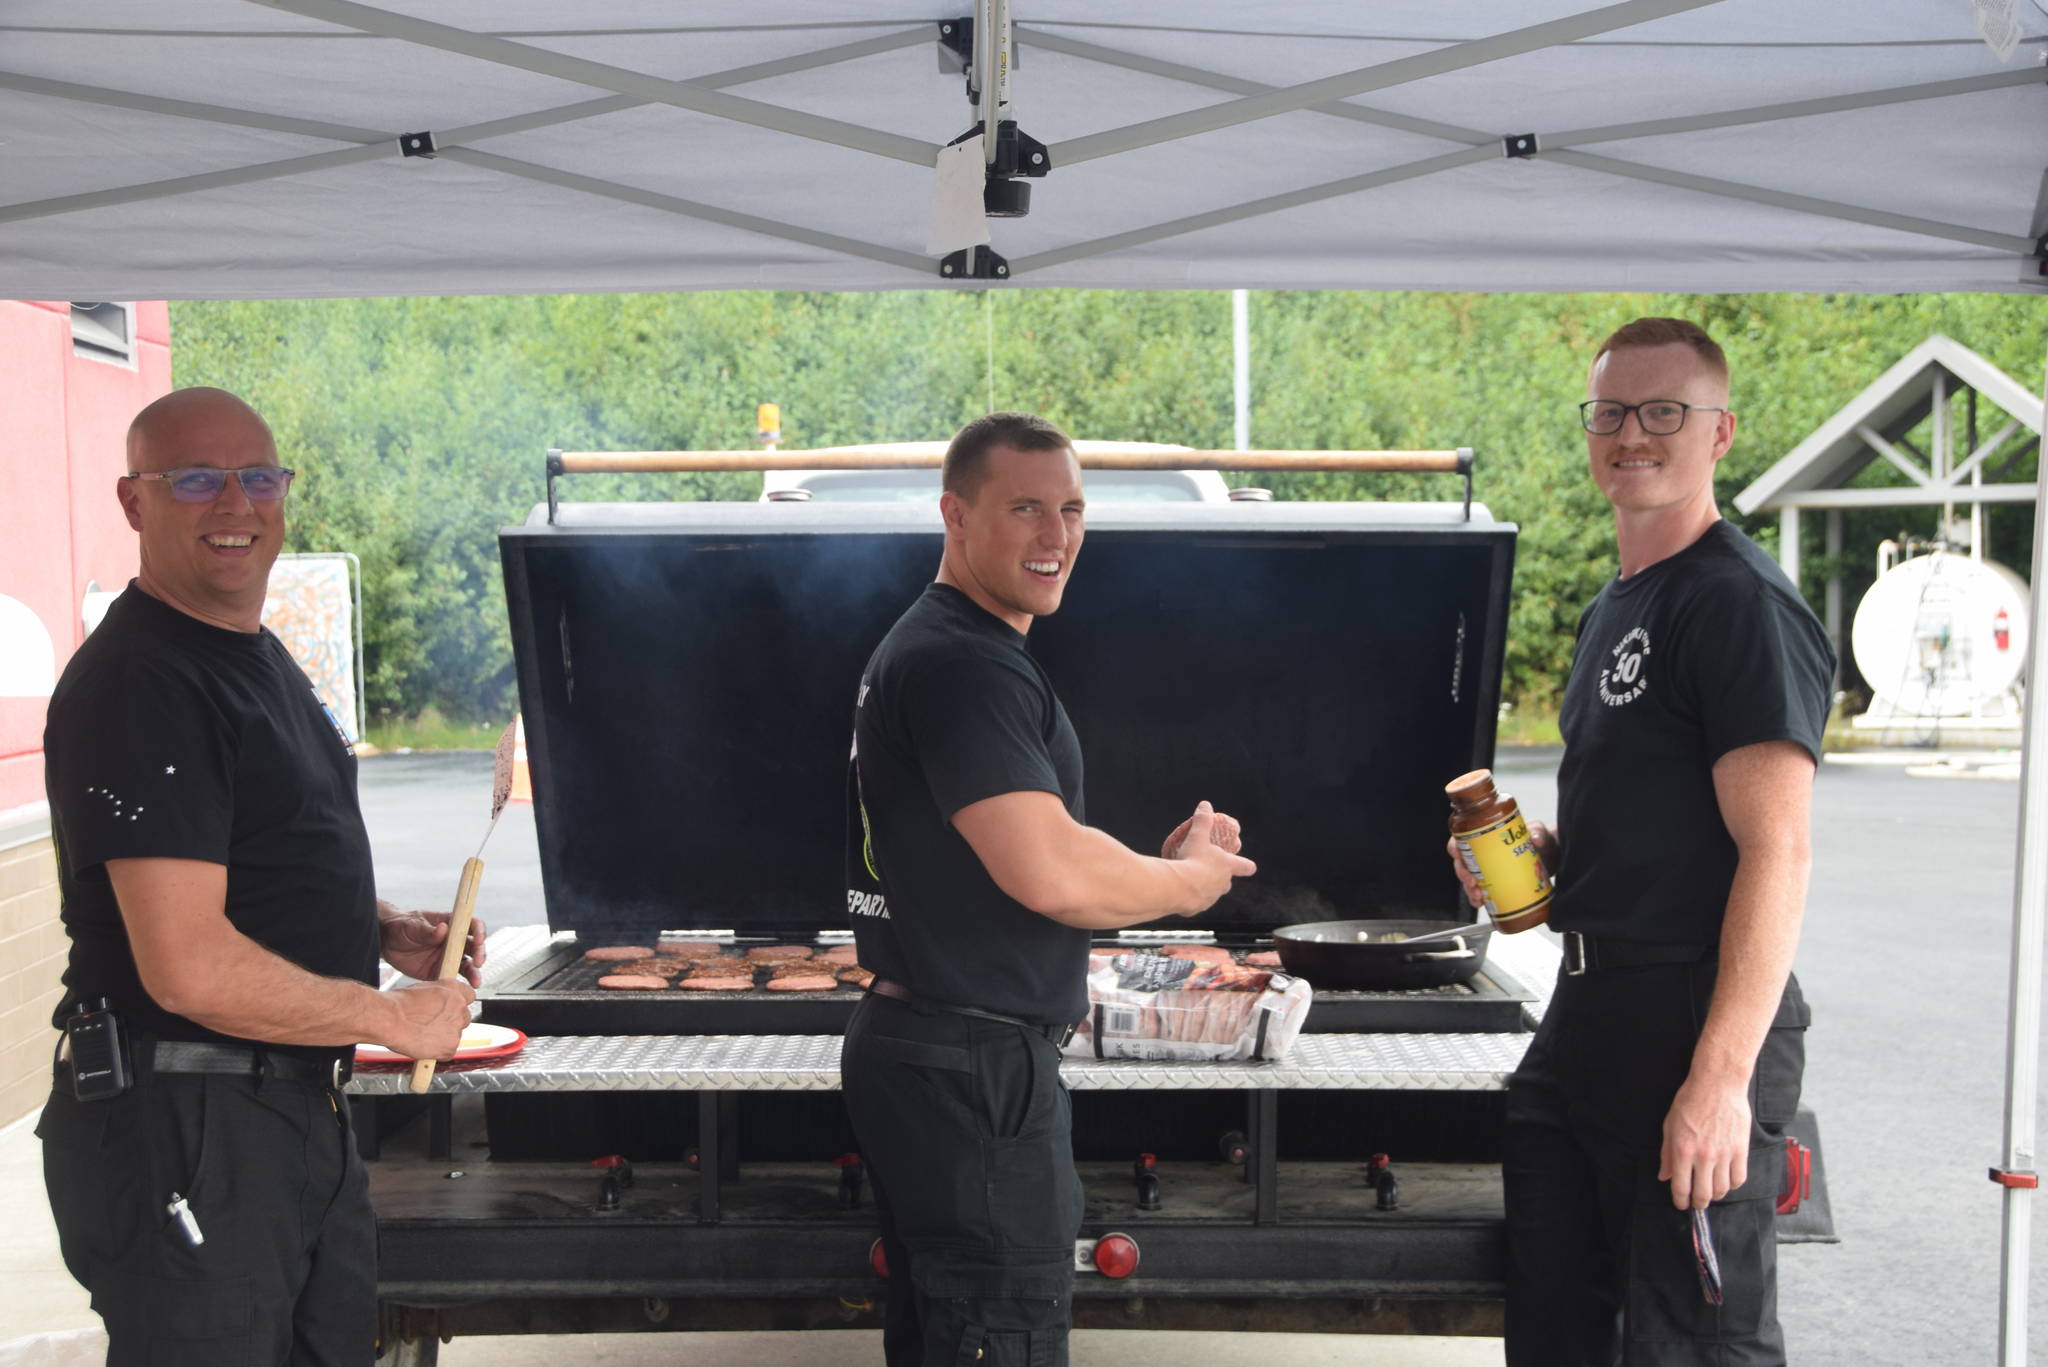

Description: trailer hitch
[1133,1152,1162,1211]
[1366,1152,1400,1211]
[592,1154,633,1213]
[836,1152,866,1209]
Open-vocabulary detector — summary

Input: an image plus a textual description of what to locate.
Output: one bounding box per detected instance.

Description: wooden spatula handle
[407,856,485,1094]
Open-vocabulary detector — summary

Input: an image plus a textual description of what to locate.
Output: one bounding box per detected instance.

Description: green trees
[170,290,2043,723]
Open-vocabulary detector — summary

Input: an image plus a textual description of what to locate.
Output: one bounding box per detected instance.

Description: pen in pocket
[166,1192,204,1248]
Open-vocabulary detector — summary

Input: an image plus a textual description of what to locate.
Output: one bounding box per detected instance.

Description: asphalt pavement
[352,746,2048,1366]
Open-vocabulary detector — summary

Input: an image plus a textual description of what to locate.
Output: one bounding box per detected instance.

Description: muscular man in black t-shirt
[842,412,1255,1367]
[1456,321,1832,1365]
[37,388,482,1367]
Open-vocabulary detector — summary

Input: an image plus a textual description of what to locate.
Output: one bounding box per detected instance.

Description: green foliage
[169,290,2046,720]
[363,708,502,753]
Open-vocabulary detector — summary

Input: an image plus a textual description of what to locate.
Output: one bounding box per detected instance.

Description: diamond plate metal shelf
[349,1028,1530,1095]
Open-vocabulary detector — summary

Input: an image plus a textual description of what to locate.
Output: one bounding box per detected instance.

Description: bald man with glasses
[38,387,482,1366]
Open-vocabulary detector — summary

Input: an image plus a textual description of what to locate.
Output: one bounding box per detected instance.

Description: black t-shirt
[845,583,1090,1023]
[1554,521,1834,944]
[43,584,380,1057]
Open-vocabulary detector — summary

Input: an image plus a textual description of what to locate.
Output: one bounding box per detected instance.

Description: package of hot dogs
[1063,952,1312,1062]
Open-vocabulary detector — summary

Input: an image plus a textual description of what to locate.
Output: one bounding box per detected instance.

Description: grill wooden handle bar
[408,856,484,1094]
[551,448,1469,473]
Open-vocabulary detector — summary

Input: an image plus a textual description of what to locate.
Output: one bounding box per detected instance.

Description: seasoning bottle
[1445,769,1552,933]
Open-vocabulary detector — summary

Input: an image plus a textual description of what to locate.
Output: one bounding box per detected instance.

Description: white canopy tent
[3,1,2046,1359]
[1,2,2044,298]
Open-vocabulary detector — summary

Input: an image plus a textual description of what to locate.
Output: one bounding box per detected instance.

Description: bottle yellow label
[1454,812,1553,924]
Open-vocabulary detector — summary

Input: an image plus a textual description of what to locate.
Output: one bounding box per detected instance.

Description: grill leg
[351,1096,380,1161]
[428,1095,452,1160]
[717,1092,740,1183]
[697,1092,721,1224]
[1251,1089,1279,1225]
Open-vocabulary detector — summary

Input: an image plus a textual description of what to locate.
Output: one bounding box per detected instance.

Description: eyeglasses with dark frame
[122,466,297,503]
[1579,399,1728,436]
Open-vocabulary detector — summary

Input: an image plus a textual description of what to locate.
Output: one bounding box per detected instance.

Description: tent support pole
[1012,146,1493,274]
[1997,349,2048,1367]
[1546,149,2033,256]
[1825,511,1843,690]
[440,149,931,274]
[1051,0,1720,166]
[0,29,931,227]
[1233,290,1251,453]
[247,0,938,166]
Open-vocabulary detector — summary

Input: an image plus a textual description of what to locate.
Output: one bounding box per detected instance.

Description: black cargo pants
[38,1070,376,1367]
[1503,958,1809,1367]
[843,991,1085,1367]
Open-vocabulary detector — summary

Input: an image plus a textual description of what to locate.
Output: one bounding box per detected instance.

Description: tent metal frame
[1,2,2043,1359]
[2,0,2041,279]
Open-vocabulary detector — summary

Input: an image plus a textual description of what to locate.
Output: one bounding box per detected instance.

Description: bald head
[127,387,274,474]
[118,386,285,632]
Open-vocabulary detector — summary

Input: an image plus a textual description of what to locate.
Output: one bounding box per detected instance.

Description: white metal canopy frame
[4,2,2048,1362]
[0,2,2044,297]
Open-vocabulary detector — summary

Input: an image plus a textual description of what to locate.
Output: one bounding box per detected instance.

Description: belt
[1561,931,1716,976]
[149,1040,354,1089]
[867,978,1079,1049]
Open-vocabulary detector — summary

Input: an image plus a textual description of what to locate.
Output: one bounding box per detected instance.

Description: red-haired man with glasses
[1455,320,1831,1364]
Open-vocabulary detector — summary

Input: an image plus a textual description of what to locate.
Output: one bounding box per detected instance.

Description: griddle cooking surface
[533,956,860,996]
[482,944,862,1035]
[482,942,1533,1036]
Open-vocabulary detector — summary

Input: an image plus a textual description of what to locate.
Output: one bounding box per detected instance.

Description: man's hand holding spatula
[404,720,520,1090]
[373,901,485,1062]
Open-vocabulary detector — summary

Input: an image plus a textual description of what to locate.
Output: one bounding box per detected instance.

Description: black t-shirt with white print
[43,583,379,1058]
[845,582,1090,1024]
[1553,520,1834,945]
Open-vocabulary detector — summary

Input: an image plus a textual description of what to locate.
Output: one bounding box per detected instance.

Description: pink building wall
[0,300,169,814]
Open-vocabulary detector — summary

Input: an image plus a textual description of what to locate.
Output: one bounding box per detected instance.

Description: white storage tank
[1851,551,2028,719]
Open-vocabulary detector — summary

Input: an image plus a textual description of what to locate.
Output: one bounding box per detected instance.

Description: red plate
[355,1023,527,1065]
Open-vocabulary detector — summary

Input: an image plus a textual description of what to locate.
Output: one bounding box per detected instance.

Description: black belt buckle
[1562,931,1589,976]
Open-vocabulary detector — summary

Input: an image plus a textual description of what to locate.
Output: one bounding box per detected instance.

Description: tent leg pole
[1233,289,1251,452]
[1825,510,1843,691]
[1996,347,2048,1367]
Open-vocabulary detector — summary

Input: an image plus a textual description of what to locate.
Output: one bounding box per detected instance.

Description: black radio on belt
[62,998,131,1102]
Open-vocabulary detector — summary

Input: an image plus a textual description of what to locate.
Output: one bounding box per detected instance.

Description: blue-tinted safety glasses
[123,466,296,502]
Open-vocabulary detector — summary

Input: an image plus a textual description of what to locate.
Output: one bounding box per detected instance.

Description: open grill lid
[501,498,1515,942]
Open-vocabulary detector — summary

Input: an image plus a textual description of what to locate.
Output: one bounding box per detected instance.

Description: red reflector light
[869,1239,889,1278]
[1092,1232,1140,1279]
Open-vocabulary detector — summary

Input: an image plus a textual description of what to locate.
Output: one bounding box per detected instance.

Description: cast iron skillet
[1272,918,1492,990]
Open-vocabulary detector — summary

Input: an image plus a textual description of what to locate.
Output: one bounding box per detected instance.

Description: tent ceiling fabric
[1,0,2044,300]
